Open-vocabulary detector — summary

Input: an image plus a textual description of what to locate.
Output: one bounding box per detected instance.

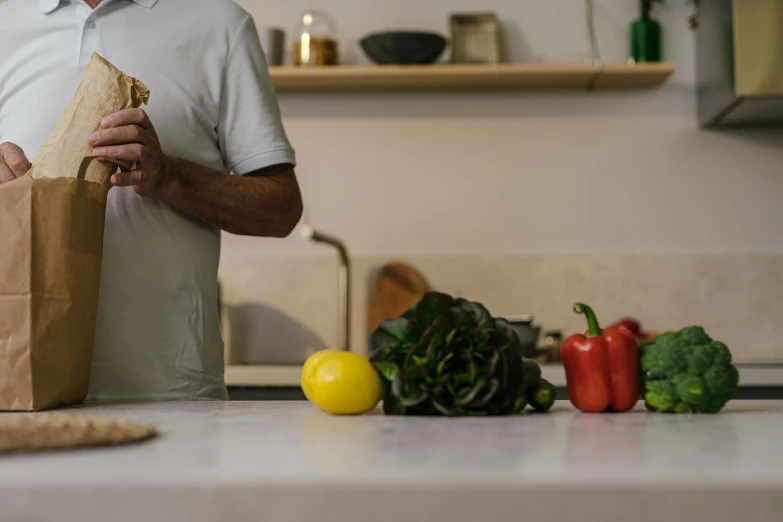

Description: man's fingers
[100,108,152,130]
[92,143,148,165]
[0,157,16,184]
[111,170,146,187]
[89,125,151,147]
[0,142,32,177]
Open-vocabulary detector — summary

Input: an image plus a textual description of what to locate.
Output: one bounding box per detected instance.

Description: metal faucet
[300,220,351,352]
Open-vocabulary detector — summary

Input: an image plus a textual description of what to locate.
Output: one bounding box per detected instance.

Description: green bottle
[630,0,662,63]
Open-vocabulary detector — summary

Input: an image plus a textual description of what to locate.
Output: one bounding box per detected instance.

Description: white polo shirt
[0,0,296,401]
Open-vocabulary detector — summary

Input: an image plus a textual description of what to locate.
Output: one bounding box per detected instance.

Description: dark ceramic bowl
[360,31,447,65]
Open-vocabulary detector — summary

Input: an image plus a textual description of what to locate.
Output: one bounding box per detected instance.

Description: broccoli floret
[686,341,731,376]
[697,367,737,413]
[641,332,687,378]
[642,326,738,414]
[645,391,674,412]
[696,364,740,414]
[644,380,676,411]
[672,374,707,408]
[651,331,678,345]
[679,326,712,345]
[686,344,714,375]
[704,364,739,395]
[646,380,675,397]
[710,341,732,366]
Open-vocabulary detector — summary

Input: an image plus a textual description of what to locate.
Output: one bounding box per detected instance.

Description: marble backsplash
[217,253,783,365]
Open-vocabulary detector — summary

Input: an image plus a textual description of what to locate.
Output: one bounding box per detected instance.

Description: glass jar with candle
[294,10,339,66]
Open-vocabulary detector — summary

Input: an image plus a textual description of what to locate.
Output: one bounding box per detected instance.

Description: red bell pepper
[607,317,642,338]
[561,303,639,413]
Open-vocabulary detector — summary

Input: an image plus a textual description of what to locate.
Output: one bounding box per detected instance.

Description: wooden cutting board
[367,261,429,339]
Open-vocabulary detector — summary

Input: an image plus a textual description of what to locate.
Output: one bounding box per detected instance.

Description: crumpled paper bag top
[27,53,149,187]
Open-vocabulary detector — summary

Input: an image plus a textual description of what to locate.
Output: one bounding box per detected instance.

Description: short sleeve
[217,16,296,175]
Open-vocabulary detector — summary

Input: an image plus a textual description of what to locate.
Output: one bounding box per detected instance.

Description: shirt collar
[40,0,159,14]
[39,0,60,13]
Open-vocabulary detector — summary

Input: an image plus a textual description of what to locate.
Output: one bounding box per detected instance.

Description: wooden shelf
[597,63,678,89]
[269,63,676,92]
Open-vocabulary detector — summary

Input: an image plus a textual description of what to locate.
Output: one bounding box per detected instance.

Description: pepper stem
[573,303,603,338]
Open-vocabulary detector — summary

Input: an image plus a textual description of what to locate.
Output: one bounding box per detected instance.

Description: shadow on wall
[500,18,540,64]
[225,303,328,365]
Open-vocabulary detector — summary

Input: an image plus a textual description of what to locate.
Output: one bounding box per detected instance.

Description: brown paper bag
[28,52,149,187]
[0,53,148,411]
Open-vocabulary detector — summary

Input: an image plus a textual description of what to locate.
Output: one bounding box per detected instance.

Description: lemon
[301,350,383,415]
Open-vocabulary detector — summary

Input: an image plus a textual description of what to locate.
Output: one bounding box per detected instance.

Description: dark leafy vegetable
[529,379,557,412]
[369,292,526,416]
[514,392,529,413]
[516,357,557,413]
[523,358,542,390]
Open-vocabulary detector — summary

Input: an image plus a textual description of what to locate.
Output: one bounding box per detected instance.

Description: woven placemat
[0,413,157,454]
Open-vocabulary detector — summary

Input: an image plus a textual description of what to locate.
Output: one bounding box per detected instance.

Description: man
[0,0,303,400]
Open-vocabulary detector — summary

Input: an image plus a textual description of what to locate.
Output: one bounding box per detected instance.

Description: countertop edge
[3,482,782,522]
[225,364,783,387]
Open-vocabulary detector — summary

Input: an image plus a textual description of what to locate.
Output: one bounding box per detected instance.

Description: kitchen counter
[2,401,782,522]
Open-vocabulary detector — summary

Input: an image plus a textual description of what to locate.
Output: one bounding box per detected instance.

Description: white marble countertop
[2,401,783,522]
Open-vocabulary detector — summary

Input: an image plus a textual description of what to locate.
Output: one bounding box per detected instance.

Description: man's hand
[89,108,176,199]
[0,142,32,184]
[90,108,302,237]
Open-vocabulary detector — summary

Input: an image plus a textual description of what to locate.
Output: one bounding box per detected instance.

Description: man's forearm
[89,108,303,235]
[158,157,303,237]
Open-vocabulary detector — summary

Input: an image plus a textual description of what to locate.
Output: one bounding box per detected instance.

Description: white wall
[227,0,783,257]
[219,1,783,363]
